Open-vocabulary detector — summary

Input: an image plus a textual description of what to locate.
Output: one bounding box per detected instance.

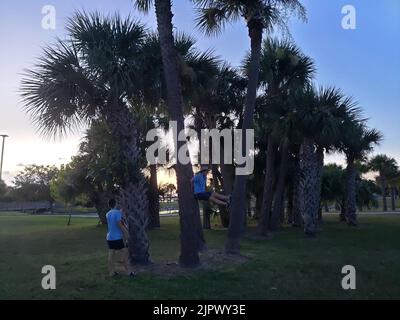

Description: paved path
[42,210,180,218]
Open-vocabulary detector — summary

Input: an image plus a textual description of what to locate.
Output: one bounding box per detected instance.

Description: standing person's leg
[108,250,116,276]
[121,247,135,276]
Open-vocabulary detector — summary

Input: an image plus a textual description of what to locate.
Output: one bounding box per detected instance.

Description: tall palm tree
[138,32,220,230]
[134,0,204,267]
[254,38,315,233]
[312,89,360,225]
[369,154,398,212]
[292,85,359,236]
[187,62,246,227]
[340,122,382,225]
[194,0,306,253]
[20,12,151,264]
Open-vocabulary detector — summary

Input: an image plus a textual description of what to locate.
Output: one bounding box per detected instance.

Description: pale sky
[0,0,399,184]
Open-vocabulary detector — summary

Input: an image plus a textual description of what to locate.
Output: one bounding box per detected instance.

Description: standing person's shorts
[194,192,212,201]
[107,239,125,250]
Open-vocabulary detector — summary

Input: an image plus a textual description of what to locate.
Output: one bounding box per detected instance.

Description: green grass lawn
[0,213,399,300]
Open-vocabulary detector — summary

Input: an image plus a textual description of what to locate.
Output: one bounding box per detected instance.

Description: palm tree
[369,155,398,212]
[139,32,222,229]
[312,89,360,225]
[20,12,151,264]
[254,38,315,233]
[340,122,382,225]
[134,0,204,267]
[292,85,359,236]
[194,0,306,253]
[187,62,246,228]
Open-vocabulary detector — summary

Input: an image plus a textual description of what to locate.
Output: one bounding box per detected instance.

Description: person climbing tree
[192,166,231,206]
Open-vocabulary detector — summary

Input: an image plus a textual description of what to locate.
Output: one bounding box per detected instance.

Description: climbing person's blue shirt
[193,173,207,194]
[106,209,123,241]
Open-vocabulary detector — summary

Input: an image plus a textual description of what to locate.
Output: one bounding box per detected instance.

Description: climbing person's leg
[209,193,229,206]
[194,192,212,202]
[213,193,230,201]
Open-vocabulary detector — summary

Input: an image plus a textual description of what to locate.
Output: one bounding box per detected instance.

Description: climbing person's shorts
[194,192,212,201]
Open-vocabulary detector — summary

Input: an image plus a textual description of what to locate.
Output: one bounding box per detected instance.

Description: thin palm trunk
[345,157,357,226]
[316,146,324,224]
[258,135,277,235]
[287,182,294,224]
[202,201,212,229]
[270,139,289,231]
[380,175,388,212]
[391,186,396,211]
[148,164,160,229]
[209,115,226,227]
[220,163,234,227]
[225,24,263,253]
[300,137,319,237]
[254,188,262,220]
[154,0,202,266]
[339,198,346,221]
[278,190,286,224]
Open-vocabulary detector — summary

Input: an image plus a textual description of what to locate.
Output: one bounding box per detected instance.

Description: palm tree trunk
[220,163,234,228]
[202,201,212,229]
[154,0,202,266]
[292,153,302,227]
[345,158,357,226]
[316,146,324,224]
[339,198,346,221]
[300,137,319,237]
[254,188,262,220]
[391,186,396,211]
[219,132,234,228]
[208,116,227,228]
[380,175,388,212]
[278,191,286,224]
[107,104,150,265]
[287,182,294,224]
[270,139,289,231]
[258,135,277,235]
[225,23,263,253]
[148,164,160,229]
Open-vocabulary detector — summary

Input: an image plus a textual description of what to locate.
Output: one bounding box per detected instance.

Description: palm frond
[132,0,154,13]
[195,7,229,36]
[20,40,99,138]
[66,11,147,98]
[253,37,315,91]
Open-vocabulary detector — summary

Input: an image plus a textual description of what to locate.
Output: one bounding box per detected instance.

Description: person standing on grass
[192,166,231,206]
[106,199,134,277]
